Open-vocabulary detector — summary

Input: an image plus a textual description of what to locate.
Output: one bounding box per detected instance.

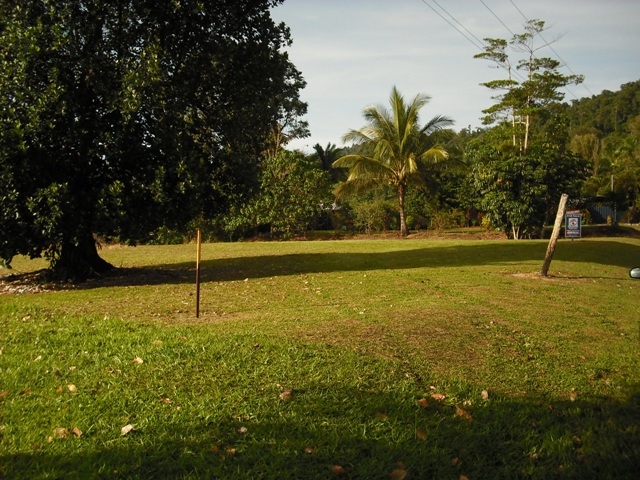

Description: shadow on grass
[120,240,639,286]
[2,386,639,479]
[4,239,640,290]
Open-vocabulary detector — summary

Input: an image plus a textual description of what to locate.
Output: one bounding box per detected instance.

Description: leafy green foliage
[0,0,305,277]
[467,118,586,238]
[567,80,640,136]
[225,151,331,239]
[569,97,640,221]
[474,19,583,153]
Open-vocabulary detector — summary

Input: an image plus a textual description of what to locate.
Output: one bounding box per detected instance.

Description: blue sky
[271,0,640,152]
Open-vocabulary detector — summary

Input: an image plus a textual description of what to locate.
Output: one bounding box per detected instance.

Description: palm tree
[312,142,348,183]
[332,86,454,236]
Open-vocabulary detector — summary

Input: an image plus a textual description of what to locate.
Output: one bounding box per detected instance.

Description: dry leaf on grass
[390,469,407,480]
[160,397,173,404]
[416,428,427,441]
[132,357,144,364]
[330,465,348,476]
[67,384,77,392]
[455,406,474,423]
[121,424,135,436]
[430,392,445,401]
[417,397,429,407]
[279,390,293,401]
[481,390,489,401]
[238,426,248,434]
[53,428,69,438]
[71,427,82,437]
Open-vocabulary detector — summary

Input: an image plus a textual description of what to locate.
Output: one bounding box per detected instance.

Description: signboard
[565,210,582,239]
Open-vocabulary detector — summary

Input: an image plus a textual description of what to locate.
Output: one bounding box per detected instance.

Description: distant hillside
[566,80,640,135]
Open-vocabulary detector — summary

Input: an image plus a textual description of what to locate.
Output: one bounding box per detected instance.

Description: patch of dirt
[0,270,67,295]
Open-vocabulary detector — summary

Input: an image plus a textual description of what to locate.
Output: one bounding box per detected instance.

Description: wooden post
[195,229,202,318]
[541,194,569,277]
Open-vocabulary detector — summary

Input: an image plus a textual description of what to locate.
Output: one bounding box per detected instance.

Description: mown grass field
[1,237,639,479]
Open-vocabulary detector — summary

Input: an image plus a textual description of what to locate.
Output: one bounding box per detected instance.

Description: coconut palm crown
[332,86,454,236]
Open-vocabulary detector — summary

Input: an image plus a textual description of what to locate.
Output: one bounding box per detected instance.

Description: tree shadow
[3,240,639,291]
[2,384,639,479]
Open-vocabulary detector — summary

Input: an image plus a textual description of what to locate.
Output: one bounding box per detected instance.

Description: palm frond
[342,128,373,145]
[421,115,455,135]
[419,146,449,163]
[334,176,383,199]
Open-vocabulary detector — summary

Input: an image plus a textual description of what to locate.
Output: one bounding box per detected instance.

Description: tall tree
[474,19,583,153]
[469,19,587,238]
[0,0,306,279]
[332,86,453,236]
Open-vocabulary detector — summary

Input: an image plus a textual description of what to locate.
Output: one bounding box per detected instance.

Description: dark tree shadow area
[95,240,640,288]
[1,385,639,479]
[2,240,639,291]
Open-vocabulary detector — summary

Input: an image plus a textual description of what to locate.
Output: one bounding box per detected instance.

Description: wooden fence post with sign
[541,194,569,277]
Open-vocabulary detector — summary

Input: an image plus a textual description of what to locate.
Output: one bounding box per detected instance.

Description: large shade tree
[332,86,453,236]
[0,0,305,279]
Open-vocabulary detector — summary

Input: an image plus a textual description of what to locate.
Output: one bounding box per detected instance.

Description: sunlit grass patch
[1,238,639,478]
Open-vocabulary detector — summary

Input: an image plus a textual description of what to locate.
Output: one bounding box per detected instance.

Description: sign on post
[565,211,582,239]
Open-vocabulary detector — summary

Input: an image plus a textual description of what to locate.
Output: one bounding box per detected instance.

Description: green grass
[1,238,640,479]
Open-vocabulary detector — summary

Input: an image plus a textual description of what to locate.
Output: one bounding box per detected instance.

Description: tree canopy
[0,0,306,278]
[468,19,587,238]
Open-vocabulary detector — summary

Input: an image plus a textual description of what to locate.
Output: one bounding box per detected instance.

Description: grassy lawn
[1,238,639,479]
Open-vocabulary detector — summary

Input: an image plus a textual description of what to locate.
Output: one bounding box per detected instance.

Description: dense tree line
[2,7,639,280]
[153,73,640,242]
[565,80,640,216]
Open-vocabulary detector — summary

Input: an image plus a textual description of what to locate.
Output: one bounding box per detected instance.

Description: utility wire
[419,0,485,51]
[419,0,525,83]
[431,0,487,49]
[509,0,595,97]
[480,0,515,37]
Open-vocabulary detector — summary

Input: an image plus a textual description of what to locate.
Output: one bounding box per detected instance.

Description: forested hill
[566,80,640,135]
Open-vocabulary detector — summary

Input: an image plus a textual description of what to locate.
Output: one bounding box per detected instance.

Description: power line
[419,0,485,51]
[419,0,525,83]
[509,0,595,97]
[480,0,515,37]
[431,0,487,50]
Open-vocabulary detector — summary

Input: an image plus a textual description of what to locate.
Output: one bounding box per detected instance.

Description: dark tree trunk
[52,233,114,281]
